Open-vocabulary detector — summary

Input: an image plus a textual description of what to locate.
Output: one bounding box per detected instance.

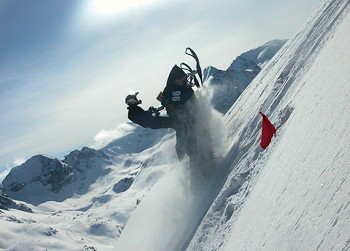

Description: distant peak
[262,39,288,46]
[240,39,287,67]
[228,56,260,72]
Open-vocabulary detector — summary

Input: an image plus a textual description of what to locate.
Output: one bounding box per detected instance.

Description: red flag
[259,112,276,149]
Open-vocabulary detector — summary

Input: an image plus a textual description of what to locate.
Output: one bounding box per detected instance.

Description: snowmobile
[126,48,214,177]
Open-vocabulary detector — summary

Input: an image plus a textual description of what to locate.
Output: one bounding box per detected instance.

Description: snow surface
[223,3,350,250]
[188,0,350,250]
[1,0,350,250]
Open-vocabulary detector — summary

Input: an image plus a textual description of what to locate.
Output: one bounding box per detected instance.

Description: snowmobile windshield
[161,65,194,111]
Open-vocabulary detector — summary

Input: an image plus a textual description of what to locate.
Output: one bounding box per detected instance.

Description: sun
[75,0,163,30]
[86,0,157,17]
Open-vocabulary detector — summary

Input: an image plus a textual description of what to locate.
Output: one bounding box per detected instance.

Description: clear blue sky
[0,0,319,178]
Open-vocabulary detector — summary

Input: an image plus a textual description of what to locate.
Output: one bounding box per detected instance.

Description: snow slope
[223,4,350,249]
[187,0,350,250]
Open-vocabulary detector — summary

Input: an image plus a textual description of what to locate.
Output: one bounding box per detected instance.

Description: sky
[0,0,320,178]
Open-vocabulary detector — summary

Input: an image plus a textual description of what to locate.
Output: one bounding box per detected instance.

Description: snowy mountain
[205,40,285,114]
[3,147,112,205]
[0,129,177,249]
[240,39,287,68]
[1,0,350,250]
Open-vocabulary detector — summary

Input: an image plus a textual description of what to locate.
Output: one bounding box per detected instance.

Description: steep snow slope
[224,8,350,250]
[188,0,350,250]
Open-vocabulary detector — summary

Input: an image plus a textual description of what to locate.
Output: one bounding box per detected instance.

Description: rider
[125,48,202,160]
[126,66,195,160]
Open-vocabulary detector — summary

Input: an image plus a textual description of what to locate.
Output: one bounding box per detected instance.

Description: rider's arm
[128,105,174,129]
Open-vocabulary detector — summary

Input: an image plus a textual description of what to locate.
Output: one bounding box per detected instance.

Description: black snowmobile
[126,48,204,161]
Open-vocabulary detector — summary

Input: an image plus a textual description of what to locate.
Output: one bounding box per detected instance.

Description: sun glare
[75,0,165,31]
[87,0,157,17]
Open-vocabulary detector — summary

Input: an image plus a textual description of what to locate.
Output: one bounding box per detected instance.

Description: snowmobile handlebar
[148,106,165,116]
[186,70,198,87]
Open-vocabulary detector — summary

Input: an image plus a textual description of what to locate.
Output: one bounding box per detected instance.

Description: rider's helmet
[125,92,142,106]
